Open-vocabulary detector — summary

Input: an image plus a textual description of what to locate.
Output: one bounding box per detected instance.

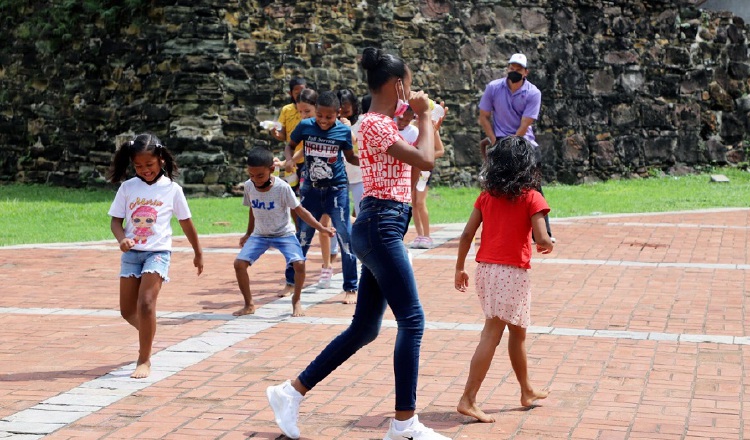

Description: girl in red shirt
[455,136,554,423]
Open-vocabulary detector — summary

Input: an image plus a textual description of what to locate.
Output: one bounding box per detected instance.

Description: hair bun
[361,47,381,70]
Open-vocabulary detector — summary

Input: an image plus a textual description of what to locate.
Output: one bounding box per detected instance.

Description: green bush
[1,0,149,44]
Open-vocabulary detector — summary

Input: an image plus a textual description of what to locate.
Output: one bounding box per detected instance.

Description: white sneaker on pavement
[266,380,303,439]
[318,266,333,288]
[383,415,451,440]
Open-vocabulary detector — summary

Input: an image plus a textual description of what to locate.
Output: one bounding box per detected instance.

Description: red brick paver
[0,208,748,439]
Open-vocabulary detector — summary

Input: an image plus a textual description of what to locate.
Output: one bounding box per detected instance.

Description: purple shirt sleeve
[522,88,542,120]
[478,83,496,113]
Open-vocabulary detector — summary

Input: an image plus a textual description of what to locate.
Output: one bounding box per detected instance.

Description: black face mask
[253,178,272,189]
[137,169,165,185]
[507,71,524,84]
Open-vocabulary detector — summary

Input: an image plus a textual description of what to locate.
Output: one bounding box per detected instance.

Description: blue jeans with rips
[284,184,358,292]
[297,196,425,411]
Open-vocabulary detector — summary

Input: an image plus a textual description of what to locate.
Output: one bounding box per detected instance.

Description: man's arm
[478,110,496,144]
[515,116,535,137]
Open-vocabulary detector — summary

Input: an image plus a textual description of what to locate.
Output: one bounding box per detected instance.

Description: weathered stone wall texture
[1,0,748,192]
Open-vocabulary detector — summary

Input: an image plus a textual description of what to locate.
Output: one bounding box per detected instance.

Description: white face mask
[394,79,408,118]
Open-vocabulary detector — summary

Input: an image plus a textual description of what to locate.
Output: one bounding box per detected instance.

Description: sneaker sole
[266,386,299,439]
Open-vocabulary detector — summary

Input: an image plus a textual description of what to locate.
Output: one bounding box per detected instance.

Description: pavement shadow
[0,363,130,382]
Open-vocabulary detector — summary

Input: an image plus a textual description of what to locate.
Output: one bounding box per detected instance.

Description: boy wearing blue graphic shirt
[234,148,335,317]
[282,91,360,304]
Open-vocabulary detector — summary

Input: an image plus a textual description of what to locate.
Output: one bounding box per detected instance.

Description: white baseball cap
[508,53,528,68]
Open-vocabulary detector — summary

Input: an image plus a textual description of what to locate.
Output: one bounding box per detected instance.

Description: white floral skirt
[475,262,531,328]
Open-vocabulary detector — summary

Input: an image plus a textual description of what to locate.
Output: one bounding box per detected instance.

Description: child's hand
[455,269,469,292]
[536,242,553,254]
[320,226,336,237]
[239,233,250,247]
[119,238,135,252]
[273,157,284,167]
[194,253,204,276]
[339,117,352,127]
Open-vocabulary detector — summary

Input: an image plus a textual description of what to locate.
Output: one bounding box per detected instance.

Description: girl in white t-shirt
[107,133,203,379]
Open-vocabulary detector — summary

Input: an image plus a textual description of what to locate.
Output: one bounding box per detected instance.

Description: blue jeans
[297,197,424,411]
[284,184,358,292]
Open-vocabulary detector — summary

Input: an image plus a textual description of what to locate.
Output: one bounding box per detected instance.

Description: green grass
[1,167,749,246]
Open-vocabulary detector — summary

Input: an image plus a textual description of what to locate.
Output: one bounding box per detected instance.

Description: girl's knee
[353,322,380,346]
[507,324,527,342]
[138,298,156,316]
[292,261,305,271]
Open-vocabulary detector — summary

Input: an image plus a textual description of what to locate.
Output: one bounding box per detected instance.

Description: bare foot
[457,395,495,423]
[342,291,357,304]
[232,304,256,316]
[292,302,305,317]
[278,284,294,298]
[521,388,549,407]
[131,360,151,379]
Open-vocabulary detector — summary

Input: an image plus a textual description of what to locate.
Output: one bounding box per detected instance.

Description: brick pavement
[0,208,748,439]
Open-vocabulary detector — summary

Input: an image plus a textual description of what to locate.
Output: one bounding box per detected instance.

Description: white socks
[392,415,416,431]
[284,381,303,398]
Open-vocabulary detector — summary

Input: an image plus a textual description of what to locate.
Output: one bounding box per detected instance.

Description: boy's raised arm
[292,205,335,237]
[343,149,359,166]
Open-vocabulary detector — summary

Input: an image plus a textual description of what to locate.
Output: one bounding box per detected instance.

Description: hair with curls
[480,136,540,201]
[360,47,407,92]
[336,88,360,124]
[107,133,178,183]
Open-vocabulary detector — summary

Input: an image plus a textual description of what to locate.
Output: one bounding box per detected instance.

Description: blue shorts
[236,234,305,265]
[120,250,171,282]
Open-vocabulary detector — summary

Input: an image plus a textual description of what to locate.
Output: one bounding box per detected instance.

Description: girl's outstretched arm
[179,218,204,275]
[455,208,482,292]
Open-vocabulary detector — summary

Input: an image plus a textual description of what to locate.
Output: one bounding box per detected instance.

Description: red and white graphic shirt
[357,112,412,203]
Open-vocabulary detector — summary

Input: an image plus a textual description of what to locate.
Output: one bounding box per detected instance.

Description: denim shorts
[120,250,171,282]
[237,234,305,265]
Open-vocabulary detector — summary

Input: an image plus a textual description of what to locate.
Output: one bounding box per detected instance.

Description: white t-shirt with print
[243,176,300,237]
[108,176,192,252]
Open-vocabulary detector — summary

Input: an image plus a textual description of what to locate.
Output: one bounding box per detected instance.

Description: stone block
[521,9,549,34]
[709,174,730,182]
[562,133,588,162]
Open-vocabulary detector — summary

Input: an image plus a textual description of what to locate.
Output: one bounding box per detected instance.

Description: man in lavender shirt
[478,53,553,241]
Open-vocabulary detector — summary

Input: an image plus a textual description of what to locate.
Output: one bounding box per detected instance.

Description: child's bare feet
[521,388,549,407]
[342,290,357,304]
[278,284,294,297]
[292,302,304,317]
[131,360,151,379]
[232,304,256,316]
[457,395,495,423]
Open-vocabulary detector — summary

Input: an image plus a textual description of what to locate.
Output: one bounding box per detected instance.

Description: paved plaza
[0,208,749,439]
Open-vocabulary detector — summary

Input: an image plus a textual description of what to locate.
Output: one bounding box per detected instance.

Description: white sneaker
[266,380,302,439]
[318,267,333,288]
[383,415,451,440]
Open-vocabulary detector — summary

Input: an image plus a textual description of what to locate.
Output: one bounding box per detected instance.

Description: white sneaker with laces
[266,380,303,439]
[383,415,451,440]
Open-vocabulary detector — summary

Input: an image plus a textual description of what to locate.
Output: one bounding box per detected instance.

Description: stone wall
[1,0,749,193]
